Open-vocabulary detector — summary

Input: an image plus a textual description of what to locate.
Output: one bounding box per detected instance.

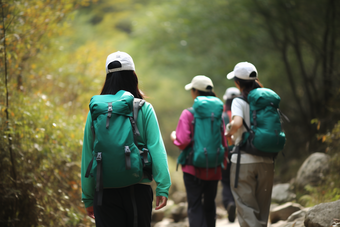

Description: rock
[153,218,189,227]
[270,220,288,227]
[171,202,188,222]
[171,191,187,204]
[271,183,296,203]
[332,219,340,226]
[270,202,304,224]
[152,209,165,222]
[295,152,330,189]
[270,203,280,211]
[286,208,310,222]
[304,200,340,227]
[216,206,227,219]
[270,208,310,227]
[153,199,175,220]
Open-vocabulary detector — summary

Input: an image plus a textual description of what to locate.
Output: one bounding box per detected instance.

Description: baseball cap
[105,51,135,74]
[226,62,258,80]
[185,75,214,92]
[223,87,240,101]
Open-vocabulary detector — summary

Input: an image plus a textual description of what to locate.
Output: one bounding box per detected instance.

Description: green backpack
[232,88,287,188]
[239,88,287,156]
[177,96,226,175]
[84,90,151,205]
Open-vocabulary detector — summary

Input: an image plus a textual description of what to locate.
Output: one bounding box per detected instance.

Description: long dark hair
[234,77,263,100]
[100,61,144,99]
[225,99,233,111]
[192,86,216,97]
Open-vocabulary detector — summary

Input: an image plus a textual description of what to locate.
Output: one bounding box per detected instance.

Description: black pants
[93,184,153,227]
[183,172,218,227]
[221,162,235,209]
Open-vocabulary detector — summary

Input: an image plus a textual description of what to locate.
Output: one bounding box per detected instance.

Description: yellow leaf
[322,136,326,142]
[317,122,320,130]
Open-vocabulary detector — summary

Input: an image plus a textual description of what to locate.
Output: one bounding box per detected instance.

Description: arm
[225,98,245,141]
[142,104,171,204]
[81,111,95,209]
[225,116,243,137]
[173,109,193,150]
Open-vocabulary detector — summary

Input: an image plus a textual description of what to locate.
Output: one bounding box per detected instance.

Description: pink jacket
[174,109,228,180]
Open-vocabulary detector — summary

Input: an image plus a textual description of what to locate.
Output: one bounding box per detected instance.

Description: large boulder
[270,202,304,224]
[271,183,296,203]
[295,152,330,189]
[304,200,340,227]
[269,208,311,227]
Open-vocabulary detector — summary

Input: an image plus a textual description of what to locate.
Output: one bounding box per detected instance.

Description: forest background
[0,0,340,226]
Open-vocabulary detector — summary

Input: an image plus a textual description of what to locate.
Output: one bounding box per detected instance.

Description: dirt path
[216,218,239,227]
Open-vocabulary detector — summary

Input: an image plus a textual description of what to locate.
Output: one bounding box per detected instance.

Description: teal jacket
[81,100,171,208]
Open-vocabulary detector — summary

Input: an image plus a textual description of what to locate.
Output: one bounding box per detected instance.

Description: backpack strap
[85,156,94,178]
[106,102,113,129]
[131,98,145,142]
[211,112,215,133]
[132,99,153,181]
[96,152,104,206]
[234,144,241,188]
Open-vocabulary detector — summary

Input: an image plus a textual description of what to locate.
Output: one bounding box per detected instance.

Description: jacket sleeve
[142,103,171,198]
[81,111,95,208]
[173,109,193,150]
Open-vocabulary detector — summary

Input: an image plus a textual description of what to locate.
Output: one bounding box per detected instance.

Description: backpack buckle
[96,152,102,161]
[125,146,131,156]
[142,148,149,164]
[124,146,131,170]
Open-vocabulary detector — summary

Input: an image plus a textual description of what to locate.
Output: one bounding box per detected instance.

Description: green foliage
[0,91,92,226]
[1,0,98,226]
[296,121,340,207]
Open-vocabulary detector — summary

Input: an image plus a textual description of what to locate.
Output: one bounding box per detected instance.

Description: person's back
[171,75,227,227]
[81,51,171,227]
[225,62,275,227]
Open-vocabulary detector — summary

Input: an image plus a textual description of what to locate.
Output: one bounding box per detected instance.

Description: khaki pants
[230,162,274,227]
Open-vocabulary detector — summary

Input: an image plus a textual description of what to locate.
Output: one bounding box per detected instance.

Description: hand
[155,196,167,210]
[170,131,176,142]
[86,206,95,219]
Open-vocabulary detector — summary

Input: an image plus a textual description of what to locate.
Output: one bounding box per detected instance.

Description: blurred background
[0,0,339,226]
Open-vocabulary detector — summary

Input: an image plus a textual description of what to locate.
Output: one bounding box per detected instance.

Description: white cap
[185,75,214,92]
[105,51,135,74]
[226,62,258,80]
[223,87,240,100]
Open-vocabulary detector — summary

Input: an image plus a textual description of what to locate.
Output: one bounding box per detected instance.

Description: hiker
[81,51,171,227]
[221,87,240,223]
[171,75,227,227]
[225,62,276,227]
